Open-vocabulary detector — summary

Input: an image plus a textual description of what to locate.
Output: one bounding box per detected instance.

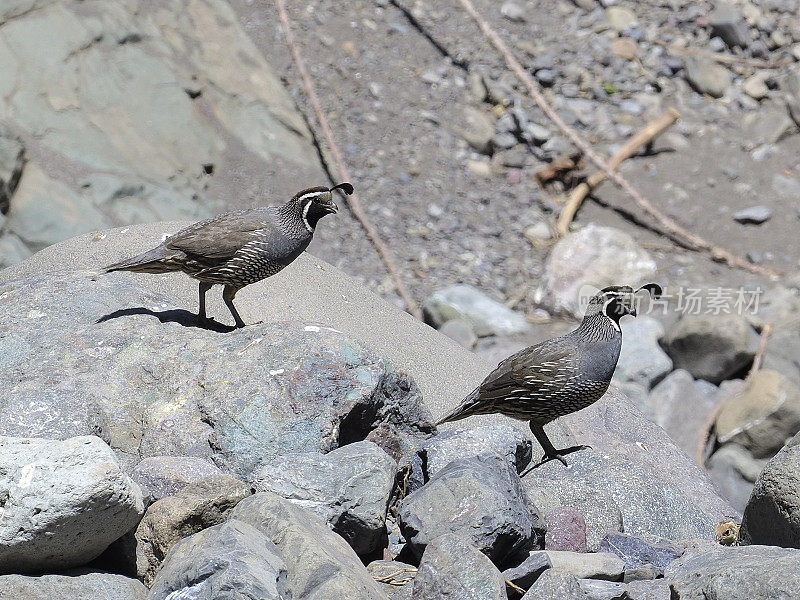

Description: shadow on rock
[96,307,237,333]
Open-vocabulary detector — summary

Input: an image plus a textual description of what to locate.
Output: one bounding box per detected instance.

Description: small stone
[709,2,750,48]
[578,579,629,600]
[707,443,768,513]
[743,74,768,99]
[614,317,672,389]
[610,38,639,61]
[524,221,552,244]
[131,456,222,502]
[438,319,478,350]
[423,284,531,336]
[466,159,492,178]
[684,58,732,98]
[521,570,587,600]
[619,99,643,115]
[598,532,683,571]
[733,205,772,224]
[458,106,495,154]
[605,6,637,32]
[528,550,625,581]
[502,552,552,590]
[526,122,552,144]
[536,69,557,87]
[545,507,587,552]
[493,131,518,150]
[501,1,526,22]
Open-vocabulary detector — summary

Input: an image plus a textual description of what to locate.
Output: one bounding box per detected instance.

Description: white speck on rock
[304,326,321,332]
[27,310,46,319]
[269,369,285,376]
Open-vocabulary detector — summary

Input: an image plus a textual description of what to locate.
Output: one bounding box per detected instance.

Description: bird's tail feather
[436,387,482,426]
[105,247,178,274]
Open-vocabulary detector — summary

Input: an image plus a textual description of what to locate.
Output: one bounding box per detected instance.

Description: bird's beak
[327,201,339,214]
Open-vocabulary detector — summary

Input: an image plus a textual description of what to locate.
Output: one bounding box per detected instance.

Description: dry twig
[653,40,790,70]
[454,0,781,279]
[556,109,681,236]
[275,0,423,319]
[373,568,417,585]
[693,323,773,465]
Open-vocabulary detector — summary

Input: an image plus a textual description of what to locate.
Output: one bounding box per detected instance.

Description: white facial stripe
[299,191,329,202]
[302,200,314,232]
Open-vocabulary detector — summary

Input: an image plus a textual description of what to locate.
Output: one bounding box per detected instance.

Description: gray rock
[367,560,416,600]
[662,313,758,383]
[684,58,732,98]
[528,550,624,581]
[135,474,253,585]
[521,570,589,599]
[762,324,800,387]
[229,491,385,600]
[548,388,739,542]
[709,2,751,48]
[0,231,32,269]
[743,74,769,100]
[733,205,773,224]
[501,1,526,22]
[0,0,324,255]
[578,579,628,600]
[148,520,288,600]
[604,7,637,32]
[715,370,800,458]
[614,317,672,389]
[458,106,495,154]
[598,532,683,570]
[626,578,671,600]
[502,551,552,590]
[666,542,800,599]
[0,270,434,477]
[131,456,222,502]
[706,443,767,513]
[438,318,478,349]
[645,369,720,457]
[252,441,397,557]
[545,507,587,552]
[524,475,623,553]
[412,533,507,600]
[398,454,543,566]
[424,284,531,336]
[0,571,146,600]
[543,224,656,317]
[411,423,533,489]
[0,435,144,574]
[740,431,800,547]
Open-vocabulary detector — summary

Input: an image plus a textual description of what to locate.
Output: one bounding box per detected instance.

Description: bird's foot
[521,445,592,476]
[558,444,592,456]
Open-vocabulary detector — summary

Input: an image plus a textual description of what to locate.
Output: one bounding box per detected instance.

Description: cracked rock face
[0,271,434,477]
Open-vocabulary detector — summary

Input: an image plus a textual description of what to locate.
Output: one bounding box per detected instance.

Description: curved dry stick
[454,0,780,280]
[275,0,423,320]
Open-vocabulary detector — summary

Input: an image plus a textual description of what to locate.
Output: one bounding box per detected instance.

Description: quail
[105,183,353,328]
[436,284,662,468]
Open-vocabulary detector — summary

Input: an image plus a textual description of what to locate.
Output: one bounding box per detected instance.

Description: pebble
[536,69,556,87]
[500,1,526,22]
[605,6,637,32]
[733,205,773,224]
[743,75,768,100]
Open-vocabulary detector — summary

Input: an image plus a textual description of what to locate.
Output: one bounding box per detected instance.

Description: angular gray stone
[424,284,531,336]
[733,205,772,224]
[131,456,222,502]
[410,423,533,490]
[709,2,751,48]
[528,550,624,581]
[0,435,144,574]
[457,106,495,154]
[578,579,628,600]
[148,520,288,600]
[438,318,478,350]
[502,551,552,590]
[135,474,253,585]
[399,454,543,566]
[229,491,385,600]
[645,369,720,457]
[666,542,800,599]
[367,560,416,600]
[544,388,739,542]
[626,578,671,600]
[685,58,732,98]
[614,317,672,389]
[544,506,587,552]
[0,270,433,477]
[524,475,623,553]
[662,313,758,384]
[740,431,800,547]
[543,224,656,317]
[762,324,800,387]
[412,533,507,600]
[706,443,767,513]
[715,369,800,458]
[0,571,146,600]
[598,532,683,571]
[252,441,397,557]
[521,570,588,599]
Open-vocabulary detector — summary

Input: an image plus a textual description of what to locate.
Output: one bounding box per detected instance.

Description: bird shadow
[96,307,237,333]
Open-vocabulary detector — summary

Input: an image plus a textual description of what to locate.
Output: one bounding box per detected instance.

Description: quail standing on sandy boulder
[437,284,662,468]
[105,183,353,328]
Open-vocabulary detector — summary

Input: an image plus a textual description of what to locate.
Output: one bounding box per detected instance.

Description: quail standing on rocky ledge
[105,183,354,328]
[436,284,662,468]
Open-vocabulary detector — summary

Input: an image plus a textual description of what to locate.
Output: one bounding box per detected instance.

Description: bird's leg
[222,285,245,328]
[198,281,212,320]
[525,422,590,472]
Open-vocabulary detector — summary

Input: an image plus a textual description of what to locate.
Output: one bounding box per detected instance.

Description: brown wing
[165,209,276,265]
[475,338,575,401]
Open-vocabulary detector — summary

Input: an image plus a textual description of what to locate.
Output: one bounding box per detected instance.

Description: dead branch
[454,0,781,280]
[693,323,773,465]
[534,154,580,184]
[275,0,423,320]
[653,40,790,70]
[556,109,680,237]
